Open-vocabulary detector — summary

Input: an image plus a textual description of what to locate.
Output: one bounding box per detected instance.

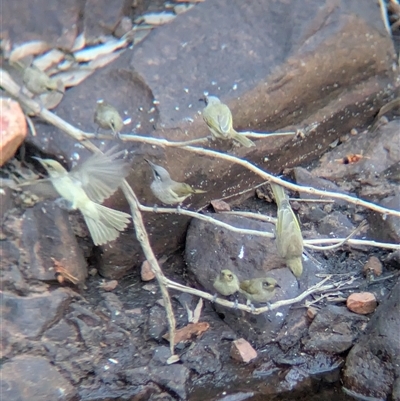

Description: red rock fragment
[347,292,377,315]
[0,98,27,166]
[141,260,155,281]
[230,338,257,363]
[211,199,231,212]
[99,279,118,291]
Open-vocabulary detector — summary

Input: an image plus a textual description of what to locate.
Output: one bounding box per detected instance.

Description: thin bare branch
[138,204,275,238]
[165,276,334,315]
[220,211,277,223]
[121,183,177,356]
[303,221,367,251]
[304,238,400,250]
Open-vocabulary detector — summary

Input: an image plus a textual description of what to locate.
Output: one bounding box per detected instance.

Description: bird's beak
[31,156,44,166]
[144,159,156,169]
[275,283,281,289]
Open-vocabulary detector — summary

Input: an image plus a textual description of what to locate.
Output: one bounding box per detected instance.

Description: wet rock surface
[2,0,395,272]
[1,0,400,400]
[1,355,77,401]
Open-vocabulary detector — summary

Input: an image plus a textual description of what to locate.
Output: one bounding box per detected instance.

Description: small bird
[213,269,240,296]
[22,65,63,96]
[145,159,206,205]
[271,183,304,278]
[94,100,124,136]
[239,277,280,305]
[32,148,131,246]
[202,95,255,148]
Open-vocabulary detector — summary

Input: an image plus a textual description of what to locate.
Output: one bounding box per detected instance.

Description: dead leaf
[9,41,50,63]
[138,12,176,26]
[167,354,180,365]
[33,49,65,71]
[51,69,94,87]
[192,298,203,324]
[163,322,210,344]
[52,258,80,285]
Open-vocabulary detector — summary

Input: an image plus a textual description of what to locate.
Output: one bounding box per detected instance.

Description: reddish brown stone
[0,98,27,167]
[230,338,257,363]
[141,260,155,281]
[347,292,377,315]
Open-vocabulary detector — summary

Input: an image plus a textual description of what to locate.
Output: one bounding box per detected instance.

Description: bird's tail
[84,204,131,246]
[270,183,288,208]
[287,257,303,278]
[232,131,256,148]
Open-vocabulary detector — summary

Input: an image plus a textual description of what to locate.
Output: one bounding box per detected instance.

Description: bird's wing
[240,280,257,294]
[70,147,131,203]
[216,104,232,134]
[276,202,303,257]
[170,182,193,197]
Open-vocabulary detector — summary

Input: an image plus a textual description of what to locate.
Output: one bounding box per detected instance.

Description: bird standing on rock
[271,183,304,279]
[145,159,206,205]
[94,100,124,136]
[33,148,131,246]
[22,65,63,96]
[213,269,240,296]
[239,277,280,306]
[202,95,255,148]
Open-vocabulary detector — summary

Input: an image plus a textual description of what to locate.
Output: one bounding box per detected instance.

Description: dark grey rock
[303,305,369,353]
[1,355,76,401]
[343,277,400,401]
[1,288,71,339]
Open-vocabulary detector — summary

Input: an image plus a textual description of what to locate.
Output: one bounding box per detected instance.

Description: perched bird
[145,159,206,205]
[239,277,280,305]
[202,95,255,148]
[32,148,131,246]
[22,65,63,96]
[94,100,124,136]
[271,183,304,278]
[213,269,240,296]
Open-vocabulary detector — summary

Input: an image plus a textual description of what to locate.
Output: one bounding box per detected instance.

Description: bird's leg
[176,204,182,214]
[212,293,218,303]
[246,299,255,313]
[152,204,158,213]
[228,293,239,309]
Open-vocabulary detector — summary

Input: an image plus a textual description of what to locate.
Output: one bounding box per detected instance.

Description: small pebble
[230,338,257,363]
[99,280,118,292]
[347,292,377,315]
[211,199,231,212]
[141,260,155,281]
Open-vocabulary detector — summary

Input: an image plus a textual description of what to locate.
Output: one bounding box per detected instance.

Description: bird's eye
[154,171,161,180]
[227,274,232,279]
